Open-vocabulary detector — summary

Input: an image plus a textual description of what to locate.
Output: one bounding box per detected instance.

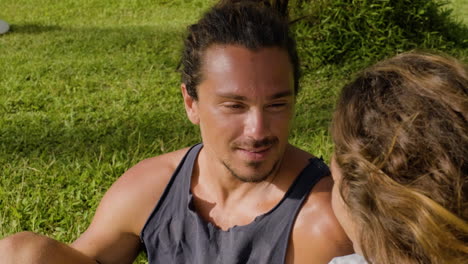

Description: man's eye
[223,103,244,110]
[268,103,287,109]
[228,104,242,108]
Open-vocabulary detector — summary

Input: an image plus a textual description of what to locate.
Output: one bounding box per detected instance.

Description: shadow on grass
[9,23,63,34]
[0,24,200,160]
[0,23,331,162]
[0,111,200,159]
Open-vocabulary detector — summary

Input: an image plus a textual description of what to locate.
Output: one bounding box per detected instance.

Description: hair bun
[218,0,289,17]
[220,0,270,4]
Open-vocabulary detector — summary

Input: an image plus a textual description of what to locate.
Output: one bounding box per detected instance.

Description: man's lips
[236,146,272,160]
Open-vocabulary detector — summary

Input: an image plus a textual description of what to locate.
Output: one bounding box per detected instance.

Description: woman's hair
[331,51,468,264]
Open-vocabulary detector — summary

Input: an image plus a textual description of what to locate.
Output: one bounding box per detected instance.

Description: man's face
[183,45,295,182]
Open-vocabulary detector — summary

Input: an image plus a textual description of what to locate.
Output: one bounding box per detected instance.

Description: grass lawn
[449,0,468,24]
[0,0,466,263]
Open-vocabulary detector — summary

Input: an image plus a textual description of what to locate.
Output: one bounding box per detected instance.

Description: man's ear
[181,83,200,125]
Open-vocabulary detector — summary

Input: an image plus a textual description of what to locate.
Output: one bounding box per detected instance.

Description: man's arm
[71,150,185,263]
[0,148,187,264]
[287,176,354,264]
[0,160,150,264]
[0,231,99,264]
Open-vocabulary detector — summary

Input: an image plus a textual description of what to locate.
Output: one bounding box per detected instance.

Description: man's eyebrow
[216,90,293,101]
[216,93,247,101]
[268,90,293,100]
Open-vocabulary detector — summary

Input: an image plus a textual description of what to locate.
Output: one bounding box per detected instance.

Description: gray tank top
[141,143,329,264]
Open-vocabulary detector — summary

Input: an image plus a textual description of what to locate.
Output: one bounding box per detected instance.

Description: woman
[329,52,468,264]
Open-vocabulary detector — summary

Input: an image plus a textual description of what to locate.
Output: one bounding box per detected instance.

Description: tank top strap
[287,157,330,200]
[178,143,203,198]
[140,143,203,240]
[261,157,330,220]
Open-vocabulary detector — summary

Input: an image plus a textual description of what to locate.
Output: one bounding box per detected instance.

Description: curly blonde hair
[331,52,468,264]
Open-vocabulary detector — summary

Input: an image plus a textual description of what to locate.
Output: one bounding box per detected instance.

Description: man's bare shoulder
[295,177,345,240]
[123,147,191,183]
[86,147,191,235]
[288,176,353,264]
[71,147,193,262]
[287,145,315,161]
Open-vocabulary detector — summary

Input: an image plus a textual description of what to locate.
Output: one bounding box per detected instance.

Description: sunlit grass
[0,1,466,263]
[449,0,468,24]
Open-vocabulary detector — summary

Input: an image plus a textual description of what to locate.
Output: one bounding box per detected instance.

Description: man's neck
[192,147,286,208]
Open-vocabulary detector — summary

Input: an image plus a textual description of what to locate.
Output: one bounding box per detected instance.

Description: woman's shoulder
[329,254,368,264]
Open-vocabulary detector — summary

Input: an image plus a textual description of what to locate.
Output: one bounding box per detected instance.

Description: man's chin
[233,172,271,183]
[223,160,280,183]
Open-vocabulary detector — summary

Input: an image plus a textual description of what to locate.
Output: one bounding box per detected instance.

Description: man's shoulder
[288,168,353,263]
[125,146,192,182]
[286,146,340,238]
[93,146,194,235]
[117,146,195,200]
[287,145,315,161]
[296,176,337,233]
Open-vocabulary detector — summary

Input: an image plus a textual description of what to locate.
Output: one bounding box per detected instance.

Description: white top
[328,254,368,264]
[0,20,9,34]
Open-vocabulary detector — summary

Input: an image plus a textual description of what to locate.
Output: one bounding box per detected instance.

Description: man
[0,1,352,263]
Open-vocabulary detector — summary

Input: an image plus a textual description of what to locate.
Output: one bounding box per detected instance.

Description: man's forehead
[196,44,294,99]
[201,45,235,75]
[201,45,292,76]
[215,90,293,101]
[202,44,289,67]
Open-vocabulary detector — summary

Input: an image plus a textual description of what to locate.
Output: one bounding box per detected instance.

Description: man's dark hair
[181,0,300,100]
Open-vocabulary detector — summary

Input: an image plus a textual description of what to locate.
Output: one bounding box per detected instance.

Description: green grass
[448,0,468,24]
[0,0,466,263]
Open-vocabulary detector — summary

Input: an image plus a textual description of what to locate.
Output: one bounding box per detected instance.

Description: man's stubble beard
[221,158,281,183]
[220,136,284,182]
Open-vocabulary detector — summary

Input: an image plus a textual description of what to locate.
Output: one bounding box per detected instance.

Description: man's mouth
[237,146,272,160]
[232,137,279,161]
[241,147,270,153]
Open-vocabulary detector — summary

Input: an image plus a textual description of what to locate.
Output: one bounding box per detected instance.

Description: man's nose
[244,109,269,140]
